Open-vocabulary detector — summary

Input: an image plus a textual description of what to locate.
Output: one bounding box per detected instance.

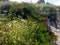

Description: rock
[0,0,14,15]
[50,26,60,45]
[37,0,45,4]
[0,4,12,15]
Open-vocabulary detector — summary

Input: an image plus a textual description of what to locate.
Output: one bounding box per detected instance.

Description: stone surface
[37,0,45,4]
[50,26,60,45]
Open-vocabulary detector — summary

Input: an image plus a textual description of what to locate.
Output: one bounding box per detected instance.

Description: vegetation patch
[0,3,57,45]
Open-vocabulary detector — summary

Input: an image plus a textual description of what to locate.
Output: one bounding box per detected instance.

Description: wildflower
[3,32,6,34]
[5,44,7,45]
[29,39,31,42]
[0,31,2,34]
[13,41,16,43]
[0,31,2,33]
[21,19,26,22]
[13,31,16,33]
[13,36,16,38]
[6,38,8,41]
[11,44,14,45]
[6,40,8,43]
[18,38,20,40]
[8,24,11,27]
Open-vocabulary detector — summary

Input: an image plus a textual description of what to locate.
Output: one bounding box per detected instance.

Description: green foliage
[0,3,57,45]
[0,18,57,45]
[6,3,57,21]
[6,3,41,21]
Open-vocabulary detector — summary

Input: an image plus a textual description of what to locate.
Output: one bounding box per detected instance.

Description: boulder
[37,0,45,4]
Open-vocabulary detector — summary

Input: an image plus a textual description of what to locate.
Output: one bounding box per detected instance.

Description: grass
[0,17,57,45]
[0,3,58,45]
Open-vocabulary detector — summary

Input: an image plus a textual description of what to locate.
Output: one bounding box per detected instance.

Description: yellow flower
[18,38,20,40]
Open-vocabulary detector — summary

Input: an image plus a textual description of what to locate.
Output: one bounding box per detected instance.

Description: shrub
[0,19,57,45]
[7,3,40,20]
[0,3,57,45]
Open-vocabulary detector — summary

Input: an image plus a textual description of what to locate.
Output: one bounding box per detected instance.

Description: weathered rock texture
[37,0,45,4]
[47,7,60,45]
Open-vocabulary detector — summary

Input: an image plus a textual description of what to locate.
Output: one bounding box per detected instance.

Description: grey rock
[37,0,45,4]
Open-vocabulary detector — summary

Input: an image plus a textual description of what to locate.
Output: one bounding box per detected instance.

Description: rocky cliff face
[0,1,14,15]
[37,0,45,4]
[56,8,60,29]
[48,8,60,45]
